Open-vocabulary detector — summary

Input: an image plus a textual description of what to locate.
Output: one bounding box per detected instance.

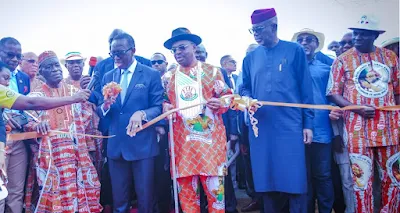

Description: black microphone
[88,57,97,77]
[86,72,99,90]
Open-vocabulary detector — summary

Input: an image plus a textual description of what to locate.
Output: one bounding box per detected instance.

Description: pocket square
[134,84,146,89]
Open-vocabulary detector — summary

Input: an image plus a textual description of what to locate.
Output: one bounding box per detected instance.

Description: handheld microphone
[88,57,98,76]
[86,72,99,90]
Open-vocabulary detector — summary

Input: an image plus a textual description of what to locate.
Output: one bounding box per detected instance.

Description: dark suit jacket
[16,70,30,95]
[220,69,238,137]
[97,63,164,161]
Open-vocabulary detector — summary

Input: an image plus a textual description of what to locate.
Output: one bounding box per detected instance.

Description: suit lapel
[122,64,143,108]
[16,72,24,93]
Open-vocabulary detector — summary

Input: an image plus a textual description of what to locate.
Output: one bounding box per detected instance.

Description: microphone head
[89,57,97,67]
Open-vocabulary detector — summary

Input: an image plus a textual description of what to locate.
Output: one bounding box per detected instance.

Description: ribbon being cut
[128,94,400,137]
[6,86,399,140]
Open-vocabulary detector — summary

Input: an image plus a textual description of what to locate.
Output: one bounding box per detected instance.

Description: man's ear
[132,47,136,55]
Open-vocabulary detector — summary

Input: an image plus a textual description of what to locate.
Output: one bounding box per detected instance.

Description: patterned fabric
[165,62,231,178]
[30,77,44,92]
[0,85,20,109]
[327,47,400,147]
[63,77,103,176]
[348,145,400,213]
[177,175,225,213]
[24,82,102,213]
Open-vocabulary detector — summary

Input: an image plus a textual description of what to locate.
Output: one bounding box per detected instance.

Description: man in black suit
[220,55,238,92]
[0,37,31,213]
[98,33,163,213]
[81,29,154,212]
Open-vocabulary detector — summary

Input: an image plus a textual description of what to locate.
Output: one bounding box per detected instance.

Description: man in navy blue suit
[0,37,31,213]
[98,32,163,213]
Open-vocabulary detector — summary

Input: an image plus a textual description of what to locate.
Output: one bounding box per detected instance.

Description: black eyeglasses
[2,51,22,60]
[249,26,265,34]
[151,60,165,65]
[339,40,353,46]
[297,36,317,44]
[23,59,37,64]
[109,48,132,58]
[171,44,189,54]
[66,60,84,65]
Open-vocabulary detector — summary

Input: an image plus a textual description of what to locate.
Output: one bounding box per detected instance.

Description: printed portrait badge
[386,152,400,186]
[353,61,390,98]
[350,154,373,191]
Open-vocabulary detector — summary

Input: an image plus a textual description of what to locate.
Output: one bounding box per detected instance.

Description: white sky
[0,0,399,76]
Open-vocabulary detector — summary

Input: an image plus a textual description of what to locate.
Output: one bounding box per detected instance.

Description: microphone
[86,72,99,90]
[88,57,97,76]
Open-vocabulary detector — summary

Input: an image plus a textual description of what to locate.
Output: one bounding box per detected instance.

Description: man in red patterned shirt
[163,27,232,213]
[327,15,400,213]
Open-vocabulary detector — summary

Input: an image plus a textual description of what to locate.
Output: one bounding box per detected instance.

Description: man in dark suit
[220,68,240,213]
[81,29,153,212]
[98,33,163,213]
[0,37,31,213]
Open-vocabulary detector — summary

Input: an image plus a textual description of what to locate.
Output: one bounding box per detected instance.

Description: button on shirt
[309,59,333,143]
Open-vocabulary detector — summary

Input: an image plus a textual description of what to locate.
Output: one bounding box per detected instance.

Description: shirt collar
[120,59,137,74]
[11,69,18,76]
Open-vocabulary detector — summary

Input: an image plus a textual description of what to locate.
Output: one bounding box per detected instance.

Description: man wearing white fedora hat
[381,37,399,58]
[293,28,334,213]
[62,52,87,88]
[327,14,400,213]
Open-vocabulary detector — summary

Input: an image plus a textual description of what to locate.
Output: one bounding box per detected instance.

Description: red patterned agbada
[24,82,102,213]
[165,62,232,178]
[327,47,400,213]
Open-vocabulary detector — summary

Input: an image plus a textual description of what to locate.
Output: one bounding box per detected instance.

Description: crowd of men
[0,7,398,213]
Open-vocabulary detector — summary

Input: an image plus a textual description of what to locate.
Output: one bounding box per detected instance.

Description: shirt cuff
[101,104,110,116]
[140,110,148,122]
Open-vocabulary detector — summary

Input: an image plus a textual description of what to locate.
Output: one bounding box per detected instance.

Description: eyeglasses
[339,40,353,46]
[109,48,132,58]
[171,44,190,54]
[66,60,84,65]
[249,26,265,34]
[297,36,317,44]
[151,60,165,65]
[227,60,237,64]
[23,59,37,64]
[2,51,22,60]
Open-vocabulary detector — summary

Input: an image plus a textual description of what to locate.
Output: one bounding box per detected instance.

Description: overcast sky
[0,0,398,75]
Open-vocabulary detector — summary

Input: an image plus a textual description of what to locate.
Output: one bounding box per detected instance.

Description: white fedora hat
[349,14,385,34]
[292,28,325,53]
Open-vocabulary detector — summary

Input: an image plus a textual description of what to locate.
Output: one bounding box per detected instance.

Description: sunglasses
[339,40,353,46]
[109,48,132,58]
[249,26,265,34]
[3,52,22,60]
[23,59,37,64]
[151,60,165,65]
[66,60,84,65]
[171,44,190,54]
[297,36,317,44]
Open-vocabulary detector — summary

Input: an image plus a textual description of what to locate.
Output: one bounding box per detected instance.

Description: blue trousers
[306,142,334,213]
